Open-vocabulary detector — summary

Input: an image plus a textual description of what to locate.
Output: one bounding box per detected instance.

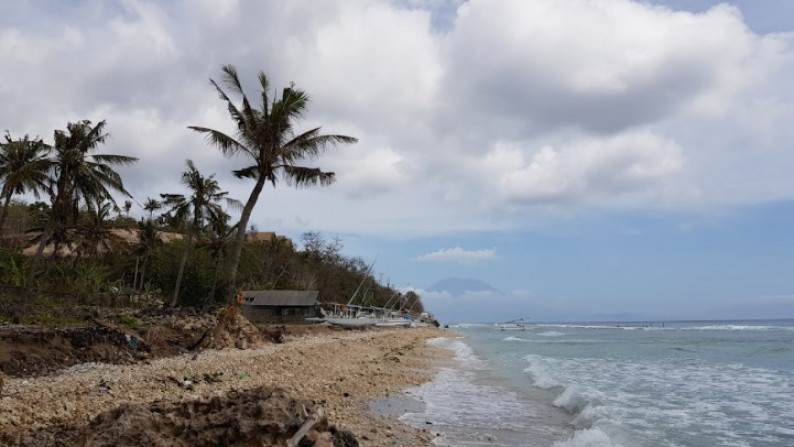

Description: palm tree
[160,159,240,306]
[74,199,123,260]
[0,132,52,234]
[189,64,357,302]
[133,218,163,292]
[198,212,236,303]
[29,120,138,281]
[142,197,162,220]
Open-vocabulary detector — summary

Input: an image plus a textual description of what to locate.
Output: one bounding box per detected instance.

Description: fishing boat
[496,318,528,331]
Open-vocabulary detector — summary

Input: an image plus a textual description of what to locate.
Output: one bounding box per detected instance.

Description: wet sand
[0,326,452,446]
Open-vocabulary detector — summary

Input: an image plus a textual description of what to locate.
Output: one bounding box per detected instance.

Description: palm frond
[232,165,258,179]
[281,166,336,188]
[188,126,251,158]
[283,130,358,161]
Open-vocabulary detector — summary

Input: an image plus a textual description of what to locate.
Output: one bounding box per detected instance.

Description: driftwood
[286,407,325,447]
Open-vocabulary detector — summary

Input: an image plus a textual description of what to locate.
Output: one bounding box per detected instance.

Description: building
[240,290,319,323]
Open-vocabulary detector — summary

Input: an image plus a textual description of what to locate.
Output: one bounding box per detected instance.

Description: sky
[2,0,794,322]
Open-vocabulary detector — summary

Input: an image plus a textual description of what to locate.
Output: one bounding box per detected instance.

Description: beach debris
[98,379,112,393]
[286,407,324,447]
[166,375,194,391]
[166,371,225,390]
[192,303,264,350]
[0,371,4,397]
[202,371,223,383]
[2,386,358,447]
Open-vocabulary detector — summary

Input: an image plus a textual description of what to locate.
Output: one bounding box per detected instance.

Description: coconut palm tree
[142,197,162,220]
[0,132,52,234]
[133,218,163,291]
[74,199,123,260]
[189,64,357,302]
[160,159,240,306]
[198,211,236,303]
[28,120,138,281]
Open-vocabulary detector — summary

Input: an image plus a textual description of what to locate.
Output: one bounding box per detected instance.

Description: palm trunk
[139,255,148,290]
[133,257,140,290]
[171,233,194,307]
[208,252,223,304]
[0,193,13,236]
[225,177,267,303]
[26,222,55,286]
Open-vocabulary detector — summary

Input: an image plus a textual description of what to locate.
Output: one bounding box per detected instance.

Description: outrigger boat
[307,258,422,328]
[496,318,528,331]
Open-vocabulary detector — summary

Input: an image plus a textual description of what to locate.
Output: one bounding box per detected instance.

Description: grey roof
[242,290,319,307]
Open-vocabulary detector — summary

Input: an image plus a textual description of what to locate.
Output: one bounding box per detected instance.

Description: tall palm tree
[29,120,138,281]
[160,159,240,306]
[189,64,357,302]
[0,132,52,234]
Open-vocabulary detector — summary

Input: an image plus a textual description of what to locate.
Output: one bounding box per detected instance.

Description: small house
[241,290,320,323]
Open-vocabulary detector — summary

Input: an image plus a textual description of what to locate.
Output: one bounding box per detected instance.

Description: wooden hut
[241,290,320,323]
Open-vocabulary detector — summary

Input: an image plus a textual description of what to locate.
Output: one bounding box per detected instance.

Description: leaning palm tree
[189,64,357,302]
[160,159,240,306]
[0,132,52,234]
[28,120,138,281]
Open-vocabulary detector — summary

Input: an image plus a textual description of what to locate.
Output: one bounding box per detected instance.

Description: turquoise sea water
[400,320,794,447]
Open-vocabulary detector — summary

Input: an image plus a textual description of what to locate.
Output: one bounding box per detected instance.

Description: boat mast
[347,257,377,306]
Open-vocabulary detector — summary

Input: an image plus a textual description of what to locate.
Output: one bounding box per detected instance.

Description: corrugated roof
[242,290,319,307]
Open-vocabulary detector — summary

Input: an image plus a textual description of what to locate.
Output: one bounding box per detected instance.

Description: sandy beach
[0,326,451,446]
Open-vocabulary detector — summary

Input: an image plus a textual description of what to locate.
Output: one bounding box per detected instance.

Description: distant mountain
[427,277,500,296]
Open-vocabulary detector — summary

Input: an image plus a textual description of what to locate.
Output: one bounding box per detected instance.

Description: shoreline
[0,326,452,446]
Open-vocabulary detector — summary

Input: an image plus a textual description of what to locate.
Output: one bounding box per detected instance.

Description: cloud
[442,1,760,133]
[494,130,685,205]
[1,0,793,237]
[415,247,498,265]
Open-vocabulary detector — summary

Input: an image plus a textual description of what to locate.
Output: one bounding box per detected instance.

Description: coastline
[0,326,452,446]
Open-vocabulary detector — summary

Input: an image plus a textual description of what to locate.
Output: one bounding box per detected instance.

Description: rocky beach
[0,320,450,447]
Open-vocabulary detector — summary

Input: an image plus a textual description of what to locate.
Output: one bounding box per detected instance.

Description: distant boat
[496,318,528,331]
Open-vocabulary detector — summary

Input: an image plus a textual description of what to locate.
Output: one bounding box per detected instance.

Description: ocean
[399,320,794,447]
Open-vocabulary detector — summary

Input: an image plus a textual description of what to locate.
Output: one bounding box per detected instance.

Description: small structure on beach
[240,290,320,323]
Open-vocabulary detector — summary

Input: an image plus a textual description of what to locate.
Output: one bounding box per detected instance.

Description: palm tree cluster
[0,64,363,307]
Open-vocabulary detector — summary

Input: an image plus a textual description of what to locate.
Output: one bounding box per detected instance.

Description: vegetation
[0,65,424,318]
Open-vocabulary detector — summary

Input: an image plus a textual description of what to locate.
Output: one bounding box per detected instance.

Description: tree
[29,120,137,281]
[133,218,163,291]
[160,159,240,306]
[142,197,162,220]
[74,199,124,260]
[198,212,236,303]
[0,132,52,234]
[189,64,357,302]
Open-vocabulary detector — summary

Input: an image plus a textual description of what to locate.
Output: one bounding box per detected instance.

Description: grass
[117,314,142,329]
[15,314,83,327]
